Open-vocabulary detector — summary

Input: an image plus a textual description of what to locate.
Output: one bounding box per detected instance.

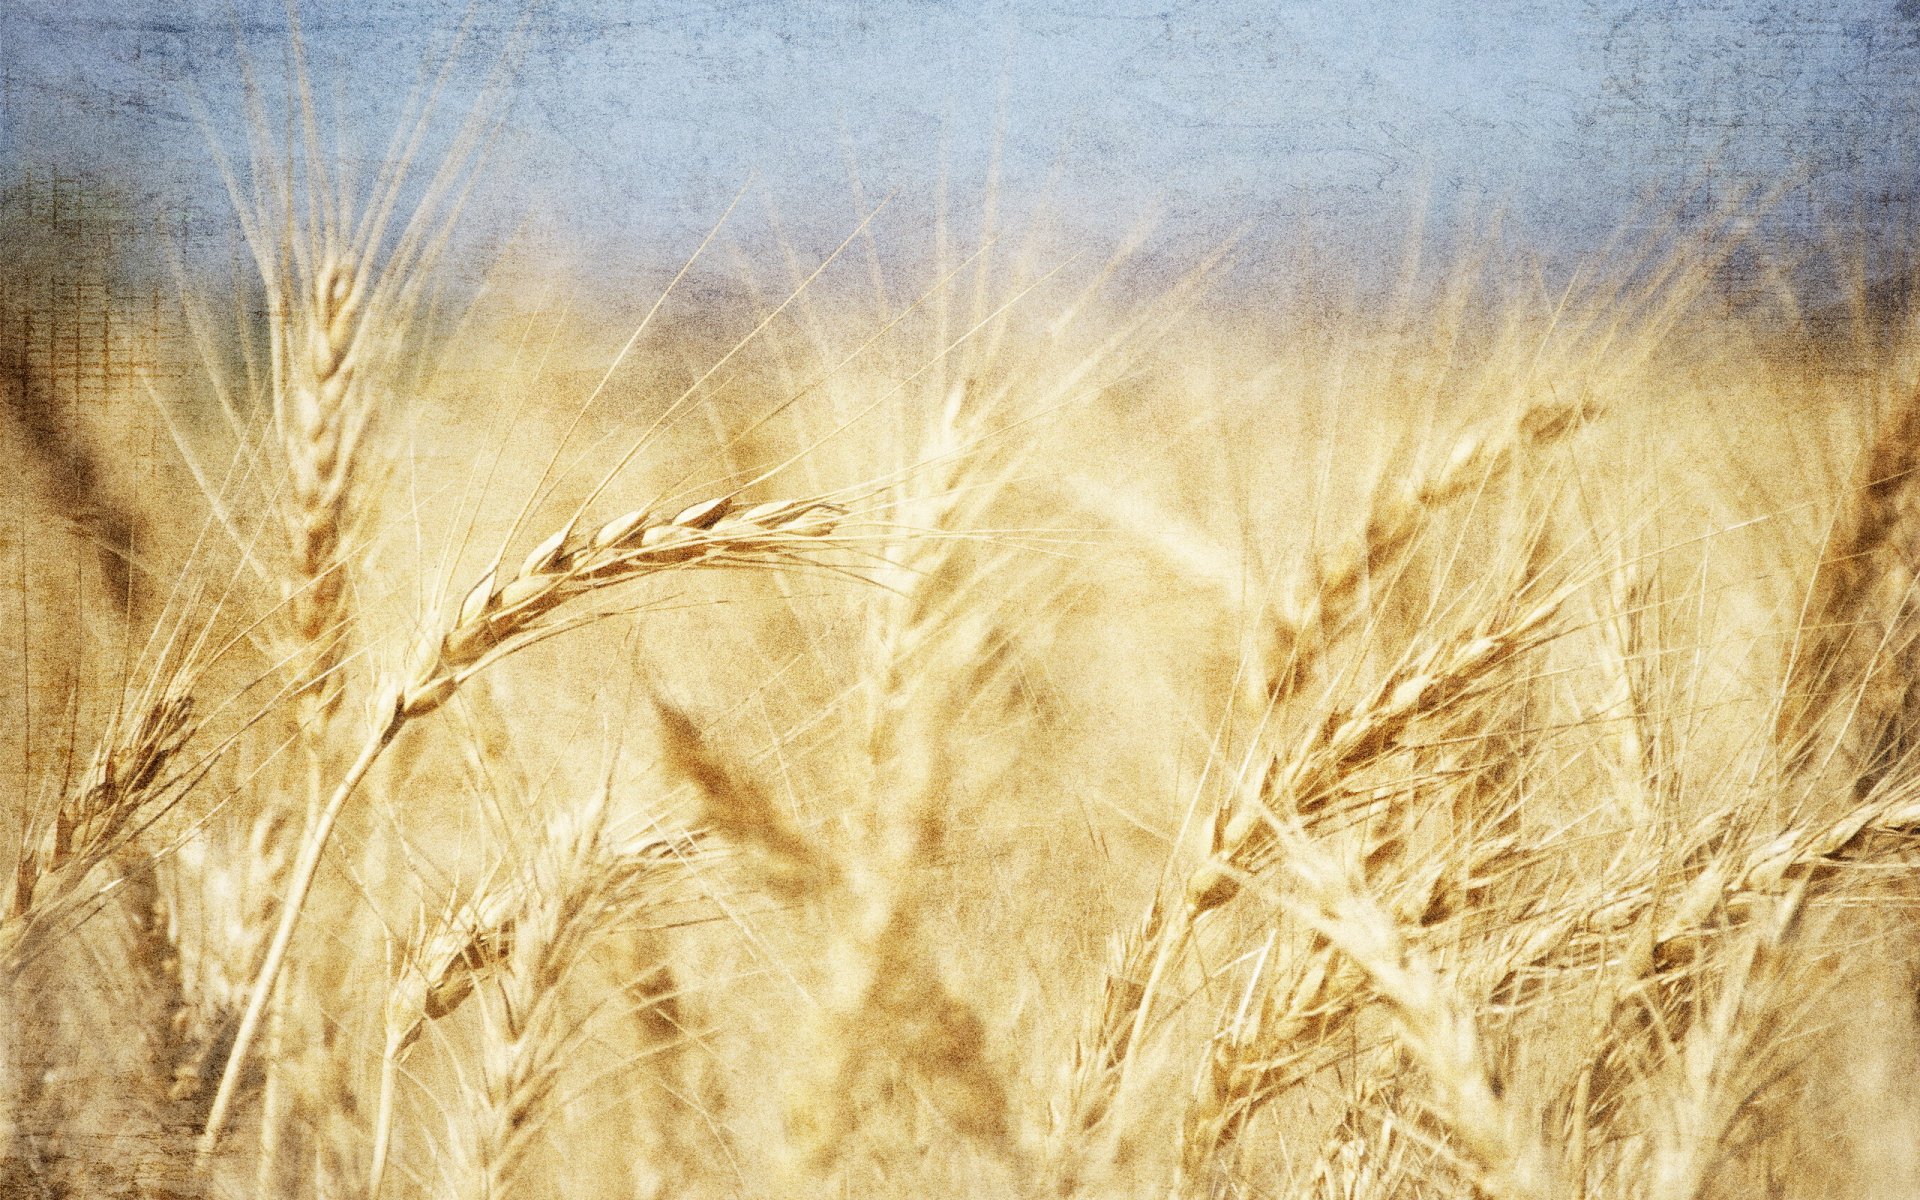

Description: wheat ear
[652,699,836,896]
[370,820,692,1197]
[3,694,195,971]
[461,791,688,1197]
[780,388,1027,1183]
[1051,891,1169,1165]
[249,252,378,1197]
[1776,387,1920,781]
[1544,786,1920,1135]
[280,256,371,722]
[1257,812,1548,1200]
[1644,888,1810,1200]
[1177,832,1533,1183]
[1195,586,1569,916]
[1262,396,1595,705]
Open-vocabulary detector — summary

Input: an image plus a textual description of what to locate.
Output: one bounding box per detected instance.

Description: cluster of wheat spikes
[12,44,1920,1200]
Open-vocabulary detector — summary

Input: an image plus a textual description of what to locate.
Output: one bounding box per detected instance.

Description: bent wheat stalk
[197,493,844,1154]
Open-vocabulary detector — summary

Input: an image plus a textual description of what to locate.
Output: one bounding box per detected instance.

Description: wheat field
[6,35,1920,1200]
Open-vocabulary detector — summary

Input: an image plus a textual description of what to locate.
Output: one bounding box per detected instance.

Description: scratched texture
[4,3,1920,1197]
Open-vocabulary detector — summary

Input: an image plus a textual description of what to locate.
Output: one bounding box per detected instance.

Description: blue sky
[5,1,1919,285]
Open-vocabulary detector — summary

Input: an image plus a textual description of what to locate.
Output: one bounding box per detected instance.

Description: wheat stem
[197,711,400,1156]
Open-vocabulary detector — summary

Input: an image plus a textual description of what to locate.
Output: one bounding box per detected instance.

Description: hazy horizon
[6,0,1920,296]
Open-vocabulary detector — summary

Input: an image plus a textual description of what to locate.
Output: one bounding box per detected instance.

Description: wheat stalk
[197,492,846,1154]
[251,250,378,1198]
